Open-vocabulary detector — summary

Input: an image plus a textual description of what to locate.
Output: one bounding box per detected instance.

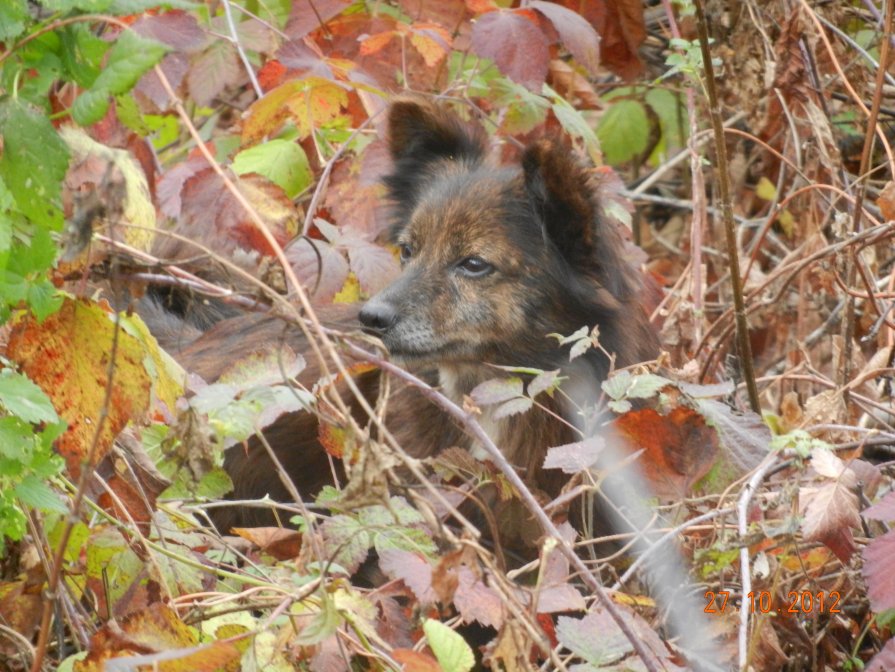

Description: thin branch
[692,0,761,413]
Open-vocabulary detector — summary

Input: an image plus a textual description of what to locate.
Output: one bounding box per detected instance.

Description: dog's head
[359,98,649,371]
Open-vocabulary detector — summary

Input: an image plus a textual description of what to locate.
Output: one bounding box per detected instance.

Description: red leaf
[344,237,400,295]
[864,490,895,522]
[187,40,241,107]
[863,529,895,612]
[470,9,549,90]
[379,550,436,603]
[867,637,895,672]
[286,0,353,39]
[553,0,645,79]
[287,236,350,303]
[530,1,600,74]
[132,10,205,51]
[454,566,504,628]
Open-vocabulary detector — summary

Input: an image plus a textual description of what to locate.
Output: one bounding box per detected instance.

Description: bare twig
[692,0,761,413]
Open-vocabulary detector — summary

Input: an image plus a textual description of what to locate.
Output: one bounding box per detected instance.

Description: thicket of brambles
[0,1,894,670]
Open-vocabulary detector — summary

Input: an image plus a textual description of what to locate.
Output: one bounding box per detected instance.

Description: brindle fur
[174,98,659,534]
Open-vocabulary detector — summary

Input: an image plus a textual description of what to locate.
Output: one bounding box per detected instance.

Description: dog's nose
[359,301,398,335]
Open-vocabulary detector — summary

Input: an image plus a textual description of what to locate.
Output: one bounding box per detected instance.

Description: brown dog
[174,98,659,534]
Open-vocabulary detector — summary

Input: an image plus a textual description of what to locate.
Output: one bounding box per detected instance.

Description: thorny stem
[692,0,761,414]
[838,0,893,403]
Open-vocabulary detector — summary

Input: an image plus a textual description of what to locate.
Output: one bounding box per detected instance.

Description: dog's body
[174,99,659,533]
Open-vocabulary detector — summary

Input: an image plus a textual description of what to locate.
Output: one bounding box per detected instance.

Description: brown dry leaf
[615,407,719,499]
[7,299,151,478]
[74,603,241,671]
[0,577,43,658]
[800,389,848,432]
[233,527,303,560]
[485,620,538,672]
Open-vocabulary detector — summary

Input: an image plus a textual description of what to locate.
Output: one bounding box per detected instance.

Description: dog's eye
[457,256,493,277]
[399,243,413,263]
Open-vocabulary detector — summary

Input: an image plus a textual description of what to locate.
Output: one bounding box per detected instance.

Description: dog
[172,98,659,537]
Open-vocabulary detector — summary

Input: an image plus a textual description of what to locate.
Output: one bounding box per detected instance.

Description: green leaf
[0,0,28,41]
[94,30,170,95]
[232,140,312,199]
[72,89,113,127]
[423,619,475,672]
[293,592,343,645]
[597,99,650,165]
[0,98,70,228]
[58,25,108,88]
[38,0,112,11]
[26,279,63,322]
[14,475,66,512]
[0,371,60,424]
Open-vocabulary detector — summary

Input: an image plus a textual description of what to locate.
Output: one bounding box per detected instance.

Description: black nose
[358,301,398,335]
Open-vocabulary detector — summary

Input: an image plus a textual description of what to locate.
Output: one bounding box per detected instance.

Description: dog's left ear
[522,140,597,266]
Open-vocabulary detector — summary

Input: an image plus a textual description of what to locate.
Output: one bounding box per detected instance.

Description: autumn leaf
[7,299,151,478]
[242,77,349,143]
[471,9,549,91]
[863,529,895,612]
[530,1,600,74]
[409,22,452,67]
[615,407,719,499]
[799,448,861,562]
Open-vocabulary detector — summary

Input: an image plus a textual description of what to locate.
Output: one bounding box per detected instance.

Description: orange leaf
[466,0,497,14]
[392,649,442,672]
[257,59,287,91]
[7,299,151,478]
[614,406,718,499]
[359,30,397,56]
[409,23,452,67]
[233,527,303,560]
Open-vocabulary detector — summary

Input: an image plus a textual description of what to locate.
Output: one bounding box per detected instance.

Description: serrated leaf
[0,98,69,228]
[530,1,600,74]
[14,475,66,512]
[94,30,170,95]
[423,619,475,672]
[493,396,533,419]
[293,592,342,645]
[232,139,312,199]
[528,369,560,398]
[470,377,524,406]
[0,0,28,41]
[543,438,605,474]
[471,10,549,91]
[626,374,670,399]
[71,88,111,126]
[601,370,632,400]
[608,399,632,414]
[0,370,59,424]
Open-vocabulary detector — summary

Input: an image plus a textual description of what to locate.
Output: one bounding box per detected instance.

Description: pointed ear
[388,97,485,165]
[384,98,486,235]
[522,140,596,265]
[522,140,637,303]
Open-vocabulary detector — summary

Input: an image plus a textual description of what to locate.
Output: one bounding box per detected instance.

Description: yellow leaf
[755,176,777,201]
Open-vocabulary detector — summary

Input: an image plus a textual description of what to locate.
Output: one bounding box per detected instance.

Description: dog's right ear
[384,98,485,232]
